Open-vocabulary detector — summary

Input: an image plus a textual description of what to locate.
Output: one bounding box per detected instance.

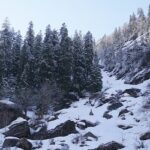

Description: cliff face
[97,33,150,84]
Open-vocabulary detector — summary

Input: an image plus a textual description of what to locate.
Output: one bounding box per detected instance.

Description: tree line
[0,19,102,112]
[98,6,150,81]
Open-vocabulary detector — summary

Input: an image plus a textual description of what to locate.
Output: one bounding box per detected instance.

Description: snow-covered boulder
[0,100,23,128]
[4,118,30,138]
[16,138,32,150]
[93,141,125,150]
[107,102,123,111]
[2,137,19,148]
[122,88,141,98]
[2,137,32,150]
[30,120,77,140]
[140,132,150,140]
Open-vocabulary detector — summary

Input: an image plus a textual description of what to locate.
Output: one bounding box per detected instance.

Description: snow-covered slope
[29,70,150,150]
[0,70,150,150]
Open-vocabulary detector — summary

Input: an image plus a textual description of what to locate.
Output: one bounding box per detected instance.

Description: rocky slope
[0,70,150,150]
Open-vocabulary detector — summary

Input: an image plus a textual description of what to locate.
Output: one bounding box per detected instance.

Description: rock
[46,115,58,122]
[93,141,125,150]
[107,102,123,111]
[2,137,19,148]
[89,109,94,115]
[118,125,133,130]
[0,100,23,128]
[2,137,32,150]
[4,118,30,138]
[103,111,113,119]
[30,120,77,140]
[118,109,130,117]
[128,68,150,85]
[77,120,98,130]
[83,132,98,141]
[17,138,32,150]
[140,132,150,140]
[123,88,141,98]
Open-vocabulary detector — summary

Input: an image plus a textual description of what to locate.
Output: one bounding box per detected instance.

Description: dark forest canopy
[0,19,102,110]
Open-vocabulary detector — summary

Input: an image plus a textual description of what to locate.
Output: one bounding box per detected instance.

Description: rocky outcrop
[123,88,141,98]
[103,111,113,119]
[4,118,30,138]
[118,125,133,130]
[17,138,32,150]
[140,132,150,140]
[93,141,125,150]
[107,102,123,111]
[2,137,32,150]
[0,100,23,128]
[126,68,150,85]
[77,120,98,130]
[30,120,77,140]
[83,132,98,141]
[2,137,19,148]
[118,109,130,117]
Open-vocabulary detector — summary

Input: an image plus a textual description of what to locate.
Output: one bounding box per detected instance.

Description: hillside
[0,69,150,150]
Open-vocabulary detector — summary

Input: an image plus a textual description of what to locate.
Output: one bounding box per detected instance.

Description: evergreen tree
[20,22,35,87]
[128,13,138,39]
[57,23,73,92]
[87,52,102,92]
[12,31,22,77]
[137,8,146,35]
[0,18,14,77]
[39,25,54,82]
[84,31,94,86]
[72,31,86,93]
[33,31,43,86]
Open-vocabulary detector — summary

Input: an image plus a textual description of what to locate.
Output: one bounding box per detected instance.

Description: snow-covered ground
[0,70,150,150]
[30,70,150,150]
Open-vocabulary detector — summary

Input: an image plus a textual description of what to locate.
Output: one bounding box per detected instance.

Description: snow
[0,70,150,149]
[0,99,14,105]
[30,70,150,150]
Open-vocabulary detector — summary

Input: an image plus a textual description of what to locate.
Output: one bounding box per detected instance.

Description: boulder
[118,125,133,130]
[123,88,141,98]
[4,118,30,138]
[127,68,150,85]
[83,132,98,141]
[17,138,32,150]
[93,141,125,150]
[107,102,123,111]
[0,100,23,128]
[30,120,77,140]
[2,137,32,150]
[2,137,19,148]
[77,120,98,130]
[118,109,130,117]
[140,132,150,140]
[103,111,113,119]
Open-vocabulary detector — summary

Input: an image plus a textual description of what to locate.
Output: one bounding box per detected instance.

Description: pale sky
[0,0,149,40]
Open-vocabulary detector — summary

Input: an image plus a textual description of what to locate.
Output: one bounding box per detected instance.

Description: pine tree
[128,13,138,39]
[84,31,94,77]
[39,25,54,82]
[20,22,35,87]
[57,23,73,92]
[72,31,86,93]
[137,8,146,35]
[0,18,14,77]
[12,31,22,77]
[33,31,43,86]
[87,52,102,92]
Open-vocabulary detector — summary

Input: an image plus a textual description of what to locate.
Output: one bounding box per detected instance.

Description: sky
[0,0,149,40]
